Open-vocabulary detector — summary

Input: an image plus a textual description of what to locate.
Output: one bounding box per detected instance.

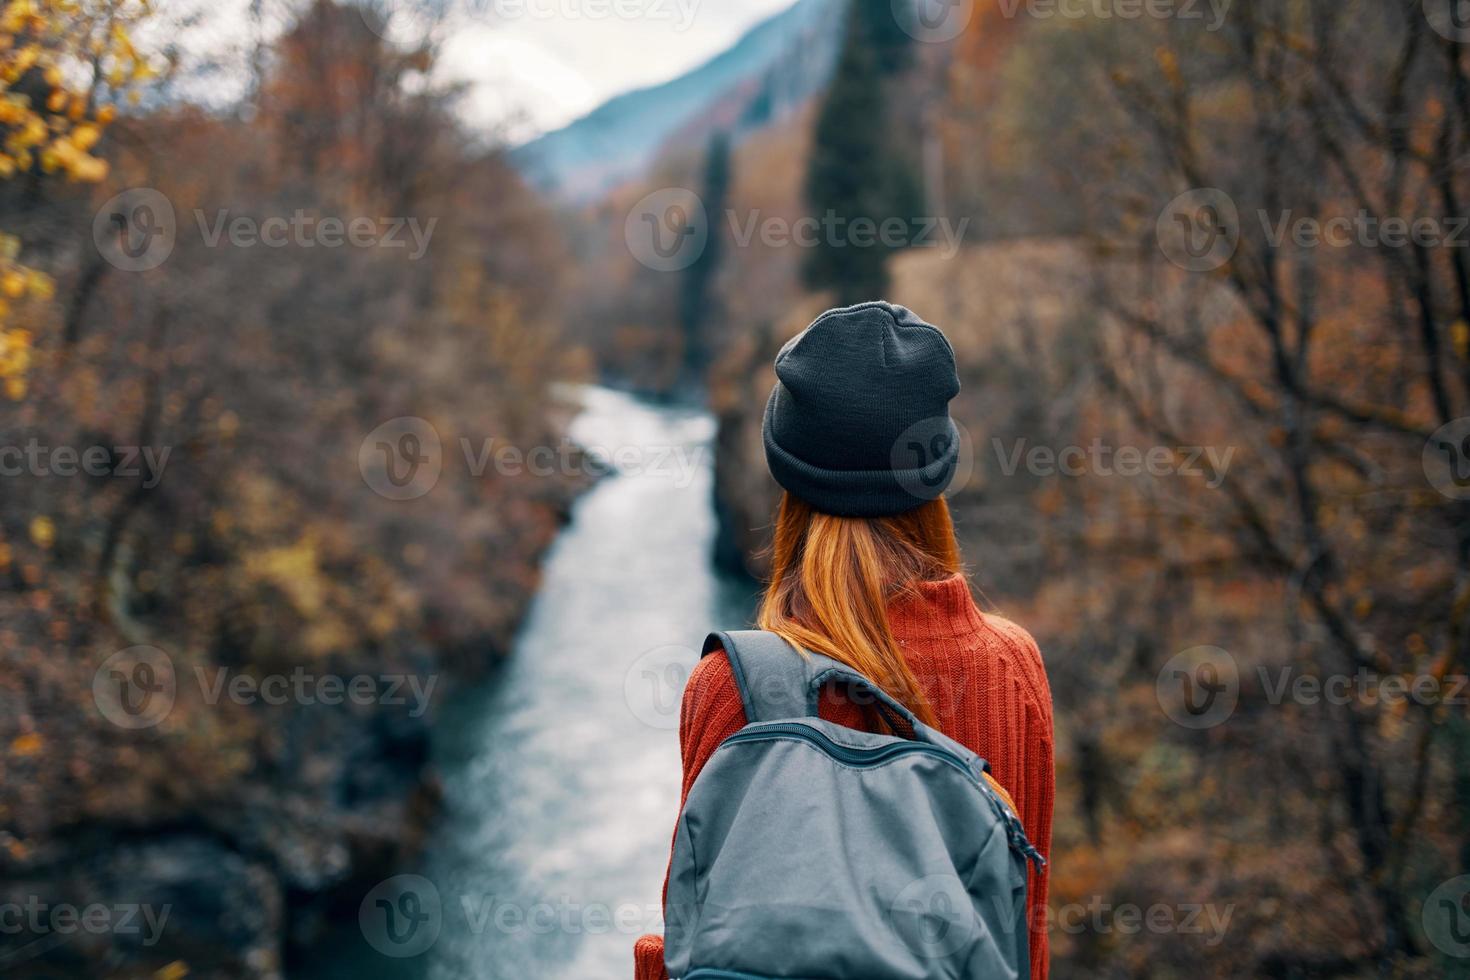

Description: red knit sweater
[633,574,1055,979]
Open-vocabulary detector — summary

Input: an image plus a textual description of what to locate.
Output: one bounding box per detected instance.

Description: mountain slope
[512,0,843,201]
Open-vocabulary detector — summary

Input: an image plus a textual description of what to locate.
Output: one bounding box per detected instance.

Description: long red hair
[756,493,963,728]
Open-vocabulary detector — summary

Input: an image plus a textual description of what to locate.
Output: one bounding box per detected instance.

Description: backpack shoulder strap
[702,630,816,723]
[702,630,923,736]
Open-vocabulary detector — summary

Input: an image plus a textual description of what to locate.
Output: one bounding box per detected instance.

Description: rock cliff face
[1,694,442,977]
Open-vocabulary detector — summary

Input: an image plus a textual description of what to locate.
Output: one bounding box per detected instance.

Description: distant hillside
[512,0,844,202]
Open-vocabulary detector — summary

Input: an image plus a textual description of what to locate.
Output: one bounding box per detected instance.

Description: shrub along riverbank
[0,3,590,975]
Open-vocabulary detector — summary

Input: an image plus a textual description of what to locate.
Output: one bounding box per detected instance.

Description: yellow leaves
[28,515,53,548]
[0,0,154,195]
[153,961,190,980]
[71,121,97,149]
[245,535,326,617]
[66,152,105,181]
[0,231,57,396]
[28,268,52,299]
[1453,320,1469,360]
[0,312,36,395]
[0,324,31,359]
[0,263,45,305]
[9,732,40,756]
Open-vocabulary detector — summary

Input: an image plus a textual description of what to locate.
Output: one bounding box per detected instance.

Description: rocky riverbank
[0,412,596,979]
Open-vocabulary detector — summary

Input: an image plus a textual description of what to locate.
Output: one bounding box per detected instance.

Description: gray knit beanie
[762,301,961,518]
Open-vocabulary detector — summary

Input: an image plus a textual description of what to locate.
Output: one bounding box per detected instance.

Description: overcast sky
[150,0,797,143]
[434,0,798,141]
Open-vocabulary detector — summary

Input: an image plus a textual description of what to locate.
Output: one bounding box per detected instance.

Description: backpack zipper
[721,722,976,778]
[720,722,1046,872]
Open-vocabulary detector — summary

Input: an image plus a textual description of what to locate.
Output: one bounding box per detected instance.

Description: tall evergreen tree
[854,0,914,76]
[680,131,731,378]
[801,0,919,304]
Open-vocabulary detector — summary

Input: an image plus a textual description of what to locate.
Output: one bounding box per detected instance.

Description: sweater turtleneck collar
[887,573,986,643]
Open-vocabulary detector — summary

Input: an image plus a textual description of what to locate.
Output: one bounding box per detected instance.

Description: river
[317,385,756,979]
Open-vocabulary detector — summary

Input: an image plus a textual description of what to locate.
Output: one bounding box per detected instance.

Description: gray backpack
[664,630,1043,980]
